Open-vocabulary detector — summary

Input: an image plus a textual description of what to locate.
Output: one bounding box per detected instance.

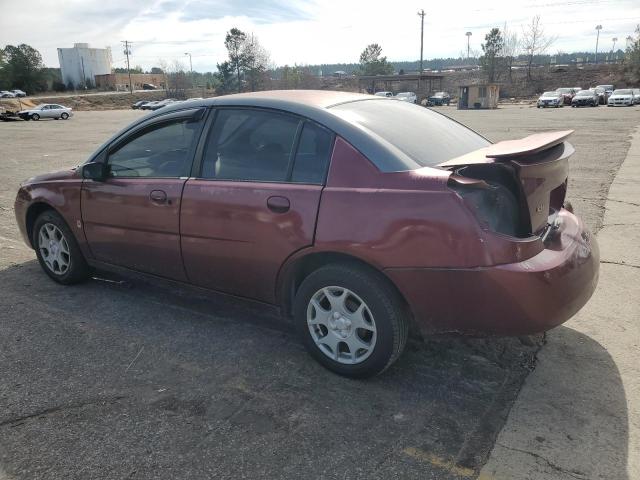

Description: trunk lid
[438,130,573,235]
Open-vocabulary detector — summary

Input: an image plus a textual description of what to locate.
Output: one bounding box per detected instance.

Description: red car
[14,91,599,377]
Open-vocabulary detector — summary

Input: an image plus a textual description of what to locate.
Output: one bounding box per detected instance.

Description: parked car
[571,90,599,107]
[14,91,599,378]
[139,101,158,110]
[395,92,417,104]
[607,89,634,107]
[17,104,73,120]
[596,84,614,97]
[633,88,640,105]
[537,91,564,108]
[0,90,16,98]
[11,89,27,97]
[132,100,149,110]
[149,98,179,110]
[555,88,575,105]
[142,83,158,90]
[374,91,394,97]
[427,91,451,106]
[590,86,608,104]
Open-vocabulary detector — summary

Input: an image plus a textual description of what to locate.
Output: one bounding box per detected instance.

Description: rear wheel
[293,264,408,378]
[31,113,40,120]
[33,210,90,285]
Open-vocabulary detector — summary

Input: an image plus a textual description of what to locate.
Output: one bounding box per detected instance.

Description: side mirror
[82,162,108,181]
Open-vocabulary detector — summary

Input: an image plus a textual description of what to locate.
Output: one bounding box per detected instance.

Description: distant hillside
[270,50,626,78]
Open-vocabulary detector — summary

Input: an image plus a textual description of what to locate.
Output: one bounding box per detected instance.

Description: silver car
[395,92,417,104]
[18,104,73,120]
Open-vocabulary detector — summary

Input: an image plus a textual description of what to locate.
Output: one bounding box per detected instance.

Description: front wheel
[294,264,408,378]
[61,112,69,120]
[33,210,90,284]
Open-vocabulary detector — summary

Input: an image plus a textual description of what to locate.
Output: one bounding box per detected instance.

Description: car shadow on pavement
[486,323,630,480]
[0,261,628,480]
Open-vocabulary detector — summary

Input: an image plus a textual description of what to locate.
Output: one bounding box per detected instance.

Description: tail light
[448,177,521,237]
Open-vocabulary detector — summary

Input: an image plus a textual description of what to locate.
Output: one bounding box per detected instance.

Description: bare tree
[521,16,556,79]
[243,33,272,91]
[158,59,188,98]
[502,23,519,82]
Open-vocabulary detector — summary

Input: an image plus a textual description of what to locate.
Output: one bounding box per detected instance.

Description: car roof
[92,90,418,172]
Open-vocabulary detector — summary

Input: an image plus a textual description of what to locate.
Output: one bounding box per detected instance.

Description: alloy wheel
[38,223,71,275]
[307,286,377,364]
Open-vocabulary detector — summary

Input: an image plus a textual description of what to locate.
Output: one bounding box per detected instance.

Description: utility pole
[122,40,133,93]
[417,9,425,73]
[594,25,602,64]
[184,52,193,87]
[465,31,472,60]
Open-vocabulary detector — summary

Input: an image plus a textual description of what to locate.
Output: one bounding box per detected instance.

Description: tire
[32,210,90,285]
[31,113,40,120]
[293,263,409,378]
[61,112,69,120]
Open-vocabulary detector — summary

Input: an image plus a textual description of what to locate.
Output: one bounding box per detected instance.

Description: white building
[57,43,112,89]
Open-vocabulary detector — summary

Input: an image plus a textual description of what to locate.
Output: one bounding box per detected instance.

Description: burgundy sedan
[15,91,599,377]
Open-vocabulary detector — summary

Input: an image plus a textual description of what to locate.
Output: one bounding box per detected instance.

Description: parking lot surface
[0,105,637,479]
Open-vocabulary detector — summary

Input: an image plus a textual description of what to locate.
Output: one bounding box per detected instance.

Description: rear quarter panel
[313,137,492,269]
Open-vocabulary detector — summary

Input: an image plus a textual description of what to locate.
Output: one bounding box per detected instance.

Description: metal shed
[457,84,500,109]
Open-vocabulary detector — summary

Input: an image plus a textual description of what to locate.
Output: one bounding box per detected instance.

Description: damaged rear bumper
[385,209,599,336]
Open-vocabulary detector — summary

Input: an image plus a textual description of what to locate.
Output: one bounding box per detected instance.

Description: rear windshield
[330,99,490,168]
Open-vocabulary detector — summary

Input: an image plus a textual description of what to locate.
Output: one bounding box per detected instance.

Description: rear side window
[330,100,489,168]
[291,122,333,184]
[202,109,300,182]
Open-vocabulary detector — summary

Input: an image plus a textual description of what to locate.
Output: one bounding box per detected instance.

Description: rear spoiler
[437,130,574,168]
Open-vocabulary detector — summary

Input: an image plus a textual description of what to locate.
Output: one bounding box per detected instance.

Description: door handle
[267,196,290,213]
[150,189,168,204]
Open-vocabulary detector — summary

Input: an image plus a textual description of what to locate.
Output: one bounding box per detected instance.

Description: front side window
[108,119,199,178]
[201,109,300,182]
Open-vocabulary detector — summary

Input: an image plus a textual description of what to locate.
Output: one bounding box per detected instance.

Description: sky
[1,0,639,72]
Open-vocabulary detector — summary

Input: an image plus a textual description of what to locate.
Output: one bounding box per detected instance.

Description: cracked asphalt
[1,104,638,479]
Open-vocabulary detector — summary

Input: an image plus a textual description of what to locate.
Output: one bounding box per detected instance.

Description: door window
[108,119,200,178]
[201,109,300,182]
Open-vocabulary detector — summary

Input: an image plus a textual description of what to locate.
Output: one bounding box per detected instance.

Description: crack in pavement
[495,443,590,480]
[600,260,640,269]
[0,395,126,427]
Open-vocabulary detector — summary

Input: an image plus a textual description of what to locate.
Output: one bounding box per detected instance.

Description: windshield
[542,92,558,96]
[330,99,489,168]
[433,92,446,97]
[396,92,412,97]
[557,88,572,93]
[613,89,632,95]
[576,90,592,96]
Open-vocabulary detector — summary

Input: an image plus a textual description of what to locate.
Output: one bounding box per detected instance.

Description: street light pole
[595,25,602,64]
[417,10,425,73]
[465,31,472,60]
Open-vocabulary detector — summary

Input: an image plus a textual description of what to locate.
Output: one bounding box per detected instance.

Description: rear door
[81,108,205,280]
[180,108,333,303]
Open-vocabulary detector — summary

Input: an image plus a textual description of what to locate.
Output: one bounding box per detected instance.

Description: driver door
[81,109,205,280]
